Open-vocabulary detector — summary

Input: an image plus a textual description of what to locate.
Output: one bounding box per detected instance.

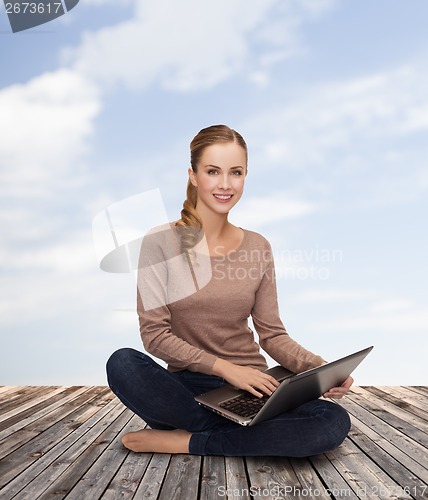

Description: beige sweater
[137,223,324,375]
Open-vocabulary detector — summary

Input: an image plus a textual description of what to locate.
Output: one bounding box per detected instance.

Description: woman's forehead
[199,142,247,166]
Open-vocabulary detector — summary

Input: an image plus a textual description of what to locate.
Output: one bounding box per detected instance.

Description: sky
[0,0,427,386]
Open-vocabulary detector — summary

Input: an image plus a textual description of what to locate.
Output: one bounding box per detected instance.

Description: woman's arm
[251,242,353,397]
[138,293,218,374]
[137,228,217,374]
[252,244,354,399]
[251,242,325,372]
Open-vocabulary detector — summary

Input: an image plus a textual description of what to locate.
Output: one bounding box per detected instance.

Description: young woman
[106,125,352,457]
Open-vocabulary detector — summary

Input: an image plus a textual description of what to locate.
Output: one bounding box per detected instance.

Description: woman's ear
[188,167,197,188]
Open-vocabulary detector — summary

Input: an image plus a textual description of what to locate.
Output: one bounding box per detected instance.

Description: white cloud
[0,255,135,327]
[66,0,261,91]
[287,288,427,330]
[369,299,415,314]
[321,302,428,332]
[0,67,104,345]
[298,0,337,16]
[248,71,271,88]
[0,68,101,198]
[3,0,427,387]
[240,59,428,211]
[83,0,132,5]
[252,0,336,51]
[64,0,336,92]
[245,62,428,165]
[231,191,317,227]
[293,288,378,304]
[352,310,428,333]
[1,229,97,273]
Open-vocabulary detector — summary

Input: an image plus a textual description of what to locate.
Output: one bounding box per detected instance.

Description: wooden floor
[0,386,427,500]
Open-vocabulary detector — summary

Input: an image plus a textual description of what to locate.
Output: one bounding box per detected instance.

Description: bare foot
[121,428,191,454]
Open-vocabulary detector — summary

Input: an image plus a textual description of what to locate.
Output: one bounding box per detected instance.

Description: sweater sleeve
[251,240,325,373]
[137,229,218,374]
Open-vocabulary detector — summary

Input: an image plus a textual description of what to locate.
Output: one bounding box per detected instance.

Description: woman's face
[189,141,247,216]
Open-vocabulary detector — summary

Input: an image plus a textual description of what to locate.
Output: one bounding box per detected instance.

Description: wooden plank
[133,453,170,498]
[341,399,426,479]
[309,452,359,499]
[0,386,39,407]
[65,409,138,499]
[340,393,428,467]
[0,386,91,448]
[101,417,152,500]
[225,456,250,500]
[0,388,116,496]
[0,386,74,429]
[0,389,114,494]
[157,453,201,500]
[326,436,413,500]
[200,455,226,499]
[0,386,53,418]
[350,386,428,436]
[245,456,302,500]
[289,457,333,499]
[19,402,131,500]
[102,453,153,500]
[409,386,428,396]
[102,453,152,499]
[346,421,428,500]
[0,388,110,489]
[0,387,427,500]
[0,385,24,393]
[0,386,21,396]
[384,387,428,413]
[342,402,428,485]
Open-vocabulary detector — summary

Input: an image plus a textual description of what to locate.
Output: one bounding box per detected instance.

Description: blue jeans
[106,348,351,457]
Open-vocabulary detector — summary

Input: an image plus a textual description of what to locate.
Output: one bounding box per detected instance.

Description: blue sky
[1,0,427,385]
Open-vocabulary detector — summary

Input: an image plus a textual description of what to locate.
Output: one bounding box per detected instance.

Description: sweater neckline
[209,228,246,259]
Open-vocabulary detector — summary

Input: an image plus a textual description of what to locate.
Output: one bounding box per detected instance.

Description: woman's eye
[207,169,242,175]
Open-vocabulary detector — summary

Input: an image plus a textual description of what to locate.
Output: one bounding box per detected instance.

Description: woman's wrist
[211,358,232,378]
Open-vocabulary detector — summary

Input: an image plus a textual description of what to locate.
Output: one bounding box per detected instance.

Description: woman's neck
[190,207,243,257]
[197,207,231,242]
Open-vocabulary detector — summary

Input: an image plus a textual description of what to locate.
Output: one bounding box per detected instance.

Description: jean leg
[189,399,351,457]
[106,347,227,431]
[107,348,351,457]
[174,369,229,396]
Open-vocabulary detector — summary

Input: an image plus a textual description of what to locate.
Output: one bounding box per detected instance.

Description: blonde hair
[175,124,247,257]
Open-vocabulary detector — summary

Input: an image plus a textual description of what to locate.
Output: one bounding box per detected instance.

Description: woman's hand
[212,358,280,398]
[323,375,354,399]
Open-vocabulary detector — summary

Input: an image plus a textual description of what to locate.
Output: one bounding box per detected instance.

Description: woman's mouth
[213,194,233,203]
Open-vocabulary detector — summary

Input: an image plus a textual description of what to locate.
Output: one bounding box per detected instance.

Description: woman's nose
[218,174,231,189]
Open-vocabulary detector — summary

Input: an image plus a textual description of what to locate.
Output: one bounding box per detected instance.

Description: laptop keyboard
[219,392,270,418]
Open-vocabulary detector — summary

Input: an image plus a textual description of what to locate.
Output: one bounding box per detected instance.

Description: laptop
[195,346,373,426]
